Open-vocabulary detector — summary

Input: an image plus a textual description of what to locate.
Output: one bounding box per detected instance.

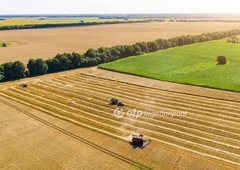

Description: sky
[0,0,240,14]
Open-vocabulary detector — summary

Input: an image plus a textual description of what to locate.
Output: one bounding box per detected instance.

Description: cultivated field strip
[1,73,240,167]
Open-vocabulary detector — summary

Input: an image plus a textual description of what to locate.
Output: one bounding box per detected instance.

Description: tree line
[177,19,240,22]
[0,20,151,31]
[1,29,240,82]
[2,19,240,31]
[227,35,239,43]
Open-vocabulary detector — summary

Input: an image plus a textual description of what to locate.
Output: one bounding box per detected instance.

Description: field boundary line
[84,69,240,104]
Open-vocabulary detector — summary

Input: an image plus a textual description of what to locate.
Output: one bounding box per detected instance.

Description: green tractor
[110,98,124,106]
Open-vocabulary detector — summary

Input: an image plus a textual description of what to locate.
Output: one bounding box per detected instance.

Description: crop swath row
[0,73,240,167]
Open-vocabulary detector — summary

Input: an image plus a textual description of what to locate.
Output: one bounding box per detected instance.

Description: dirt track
[0,67,239,169]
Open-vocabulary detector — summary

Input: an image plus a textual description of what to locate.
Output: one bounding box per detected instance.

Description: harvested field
[0,97,136,169]
[0,68,239,169]
[1,22,240,64]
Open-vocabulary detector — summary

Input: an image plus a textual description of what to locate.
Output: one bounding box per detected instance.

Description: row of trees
[0,61,26,81]
[0,20,151,31]
[1,29,240,82]
[177,19,240,22]
[227,35,239,43]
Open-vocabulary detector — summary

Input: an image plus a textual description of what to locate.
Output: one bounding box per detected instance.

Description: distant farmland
[99,39,240,92]
[0,17,132,26]
[1,22,240,64]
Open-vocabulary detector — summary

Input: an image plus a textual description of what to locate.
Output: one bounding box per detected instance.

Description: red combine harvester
[131,134,151,148]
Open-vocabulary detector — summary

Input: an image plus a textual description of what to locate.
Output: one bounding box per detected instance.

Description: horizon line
[1,12,240,15]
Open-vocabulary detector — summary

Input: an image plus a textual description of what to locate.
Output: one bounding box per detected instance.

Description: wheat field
[0,68,239,169]
[1,22,240,64]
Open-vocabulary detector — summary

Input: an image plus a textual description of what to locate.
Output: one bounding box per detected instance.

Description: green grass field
[99,39,240,92]
[0,17,143,26]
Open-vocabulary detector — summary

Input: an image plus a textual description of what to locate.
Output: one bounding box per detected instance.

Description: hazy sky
[0,0,240,14]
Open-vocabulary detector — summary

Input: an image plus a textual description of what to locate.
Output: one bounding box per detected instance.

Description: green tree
[97,48,112,63]
[162,39,172,49]
[227,36,239,43]
[132,44,142,55]
[176,36,185,46]
[156,38,165,49]
[147,41,159,52]
[2,43,7,47]
[112,45,126,58]
[123,45,134,56]
[12,61,26,79]
[2,62,13,81]
[27,58,48,76]
[168,37,177,47]
[85,48,99,58]
[135,42,149,53]
[34,58,48,75]
[27,59,36,75]
[71,52,83,68]
[109,47,121,60]
[217,56,227,65]
[54,54,71,71]
[3,61,26,80]
[46,58,60,73]
[0,65,4,81]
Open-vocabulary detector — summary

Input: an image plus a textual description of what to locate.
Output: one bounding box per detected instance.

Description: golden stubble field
[1,22,240,169]
[0,67,239,169]
[1,22,240,64]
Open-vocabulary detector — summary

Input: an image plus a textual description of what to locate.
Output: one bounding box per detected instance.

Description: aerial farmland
[1,1,240,170]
